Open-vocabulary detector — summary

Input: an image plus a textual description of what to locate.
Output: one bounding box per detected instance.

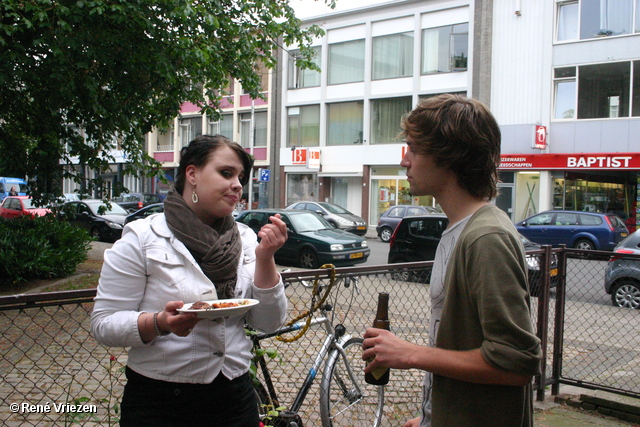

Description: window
[208,114,233,139]
[372,32,414,80]
[326,101,364,146]
[578,62,630,119]
[242,61,270,94]
[288,105,320,147]
[328,39,365,85]
[421,23,468,74]
[179,117,202,147]
[554,62,640,119]
[288,46,321,89]
[557,2,579,41]
[556,0,639,41]
[527,213,554,226]
[554,67,577,119]
[370,97,412,144]
[240,111,268,148]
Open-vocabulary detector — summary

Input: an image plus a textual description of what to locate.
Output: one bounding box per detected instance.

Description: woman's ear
[185,164,198,186]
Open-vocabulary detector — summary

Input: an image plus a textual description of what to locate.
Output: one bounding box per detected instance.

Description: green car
[235,209,370,269]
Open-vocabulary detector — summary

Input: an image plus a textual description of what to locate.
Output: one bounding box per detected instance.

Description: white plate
[178,299,259,319]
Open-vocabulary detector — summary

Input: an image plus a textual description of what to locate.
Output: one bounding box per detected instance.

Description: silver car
[285,201,367,236]
[604,230,640,309]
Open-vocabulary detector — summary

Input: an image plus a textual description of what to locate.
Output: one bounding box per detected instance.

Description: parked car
[124,203,164,225]
[604,230,640,309]
[516,210,628,251]
[376,205,441,242]
[113,193,162,213]
[285,201,367,236]
[388,214,558,295]
[387,214,449,272]
[59,199,127,242]
[236,209,370,269]
[0,196,52,219]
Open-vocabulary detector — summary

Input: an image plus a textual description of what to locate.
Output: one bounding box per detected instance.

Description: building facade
[276,0,477,229]
[276,0,640,233]
[492,0,640,232]
[147,66,274,209]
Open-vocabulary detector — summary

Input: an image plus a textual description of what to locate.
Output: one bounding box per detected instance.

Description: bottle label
[370,365,389,381]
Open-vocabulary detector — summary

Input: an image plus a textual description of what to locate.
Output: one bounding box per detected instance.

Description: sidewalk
[534,386,640,426]
[83,242,640,426]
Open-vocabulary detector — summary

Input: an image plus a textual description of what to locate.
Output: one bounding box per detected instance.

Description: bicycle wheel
[254,380,271,420]
[320,337,384,427]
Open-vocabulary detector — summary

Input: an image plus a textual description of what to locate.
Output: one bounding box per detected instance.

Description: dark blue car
[516,210,628,251]
[236,209,370,269]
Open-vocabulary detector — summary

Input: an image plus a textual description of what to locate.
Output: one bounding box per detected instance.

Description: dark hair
[174,134,254,194]
[401,94,501,201]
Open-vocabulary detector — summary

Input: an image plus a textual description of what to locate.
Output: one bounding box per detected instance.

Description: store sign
[500,153,640,170]
[292,147,307,165]
[307,148,321,169]
[534,125,547,149]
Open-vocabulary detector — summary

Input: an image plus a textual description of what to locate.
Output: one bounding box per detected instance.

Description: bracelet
[153,312,170,336]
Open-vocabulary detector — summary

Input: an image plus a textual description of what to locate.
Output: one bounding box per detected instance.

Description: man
[8,186,18,196]
[362,94,541,427]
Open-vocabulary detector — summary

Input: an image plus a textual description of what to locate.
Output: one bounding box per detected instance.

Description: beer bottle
[365,292,390,385]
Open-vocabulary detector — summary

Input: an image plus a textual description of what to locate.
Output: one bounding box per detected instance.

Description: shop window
[327,101,364,146]
[421,23,468,74]
[286,174,318,205]
[372,32,414,80]
[371,97,412,144]
[288,46,321,89]
[328,39,365,85]
[288,105,320,147]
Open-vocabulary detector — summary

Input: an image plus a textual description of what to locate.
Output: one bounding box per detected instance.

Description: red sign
[500,153,640,170]
[534,125,547,149]
[292,148,307,165]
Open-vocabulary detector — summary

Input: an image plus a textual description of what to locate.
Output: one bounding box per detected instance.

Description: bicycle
[248,266,385,427]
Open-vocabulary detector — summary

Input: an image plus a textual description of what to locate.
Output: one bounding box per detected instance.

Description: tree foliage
[0,0,330,204]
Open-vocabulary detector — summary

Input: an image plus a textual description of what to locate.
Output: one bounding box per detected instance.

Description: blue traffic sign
[258,169,270,182]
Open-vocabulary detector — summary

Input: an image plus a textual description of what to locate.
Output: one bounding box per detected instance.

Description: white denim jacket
[91,214,287,384]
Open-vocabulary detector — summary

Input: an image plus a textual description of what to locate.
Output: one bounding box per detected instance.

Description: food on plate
[189,300,251,310]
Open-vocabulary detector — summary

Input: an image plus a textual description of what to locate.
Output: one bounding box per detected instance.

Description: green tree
[0,0,330,205]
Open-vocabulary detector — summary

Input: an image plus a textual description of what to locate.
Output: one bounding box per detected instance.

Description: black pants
[120,366,259,427]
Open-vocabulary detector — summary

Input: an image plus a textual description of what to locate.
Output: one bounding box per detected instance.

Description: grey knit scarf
[164,190,241,299]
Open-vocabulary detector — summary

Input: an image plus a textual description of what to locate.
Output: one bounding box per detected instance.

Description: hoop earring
[191,183,198,204]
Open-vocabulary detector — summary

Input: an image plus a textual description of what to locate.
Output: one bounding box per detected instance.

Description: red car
[0,196,52,219]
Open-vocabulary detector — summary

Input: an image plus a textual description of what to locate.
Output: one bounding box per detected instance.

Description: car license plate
[550,268,558,276]
[357,226,366,230]
[350,252,364,259]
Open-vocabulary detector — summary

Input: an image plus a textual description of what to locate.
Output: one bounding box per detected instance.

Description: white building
[276,0,477,230]
[492,0,640,231]
[275,0,640,233]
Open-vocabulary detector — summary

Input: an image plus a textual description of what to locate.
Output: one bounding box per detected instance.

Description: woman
[91,134,288,426]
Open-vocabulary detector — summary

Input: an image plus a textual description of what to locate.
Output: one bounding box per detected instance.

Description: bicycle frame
[250,313,354,414]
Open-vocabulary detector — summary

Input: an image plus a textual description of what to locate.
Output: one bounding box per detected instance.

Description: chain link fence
[1,250,639,426]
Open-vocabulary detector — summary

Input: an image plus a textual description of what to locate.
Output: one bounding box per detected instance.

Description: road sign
[258,169,270,182]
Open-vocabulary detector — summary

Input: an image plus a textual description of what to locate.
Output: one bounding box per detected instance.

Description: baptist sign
[500,153,639,170]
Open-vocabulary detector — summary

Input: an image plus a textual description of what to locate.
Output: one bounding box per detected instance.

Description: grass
[0,258,103,296]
